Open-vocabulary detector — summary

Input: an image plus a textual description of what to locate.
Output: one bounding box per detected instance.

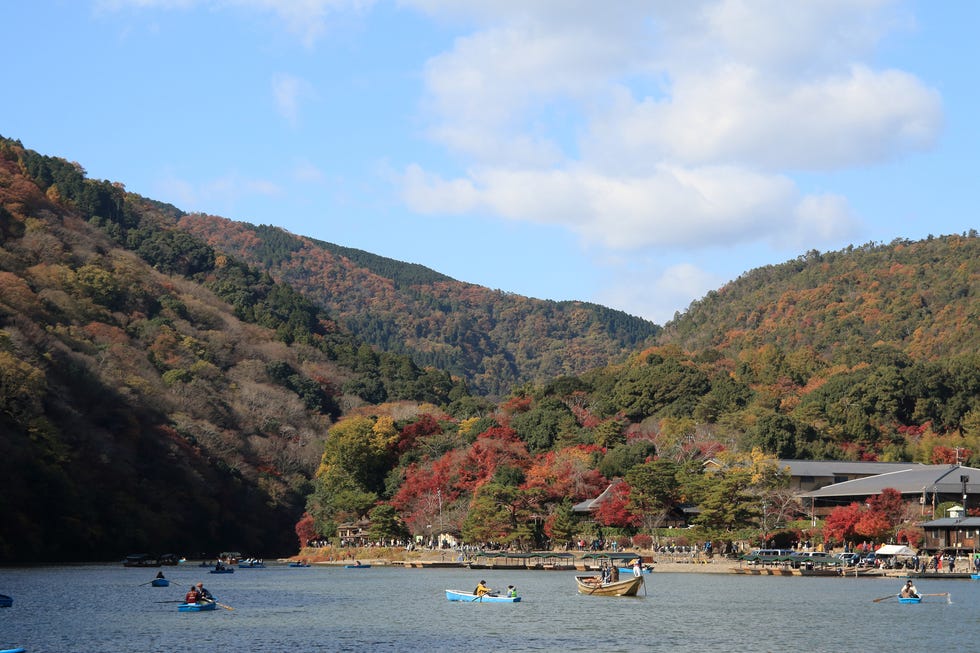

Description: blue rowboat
[178,600,217,612]
[898,596,922,604]
[617,566,652,575]
[209,567,234,574]
[971,574,980,580]
[344,564,371,569]
[0,648,26,652]
[0,594,12,608]
[151,578,170,587]
[288,562,310,567]
[446,589,520,603]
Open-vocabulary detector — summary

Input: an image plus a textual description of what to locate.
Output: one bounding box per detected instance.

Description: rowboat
[288,562,310,567]
[151,578,170,587]
[178,600,218,612]
[898,596,922,604]
[344,564,371,569]
[575,575,645,597]
[0,648,26,653]
[0,594,12,607]
[209,567,234,574]
[617,566,652,575]
[971,574,980,580]
[238,561,265,568]
[445,589,521,603]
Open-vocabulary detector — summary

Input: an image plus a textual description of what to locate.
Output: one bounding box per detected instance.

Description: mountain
[659,235,980,360]
[176,214,660,397]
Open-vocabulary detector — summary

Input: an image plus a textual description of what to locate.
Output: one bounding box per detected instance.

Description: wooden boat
[151,578,170,587]
[0,594,12,608]
[178,600,218,612]
[445,589,521,603]
[575,575,644,597]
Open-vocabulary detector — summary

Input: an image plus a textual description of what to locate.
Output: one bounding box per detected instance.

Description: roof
[572,479,624,513]
[778,460,924,477]
[875,545,915,556]
[797,465,980,499]
[920,517,980,528]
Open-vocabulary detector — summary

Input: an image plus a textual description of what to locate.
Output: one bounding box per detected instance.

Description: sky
[2,1,976,325]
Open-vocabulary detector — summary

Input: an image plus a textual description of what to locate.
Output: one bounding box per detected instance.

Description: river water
[1,563,978,652]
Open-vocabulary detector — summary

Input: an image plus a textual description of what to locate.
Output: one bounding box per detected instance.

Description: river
[1,563,977,652]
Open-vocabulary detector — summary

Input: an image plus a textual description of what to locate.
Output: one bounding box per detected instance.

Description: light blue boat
[446,589,520,603]
[178,600,218,612]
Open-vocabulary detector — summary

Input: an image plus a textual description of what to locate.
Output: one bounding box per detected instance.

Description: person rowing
[900,579,919,598]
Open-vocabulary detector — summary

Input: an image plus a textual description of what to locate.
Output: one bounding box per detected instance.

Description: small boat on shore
[0,594,12,608]
[150,578,170,587]
[344,563,371,569]
[178,600,218,612]
[575,575,645,597]
[617,566,652,575]
[445,589,521,603]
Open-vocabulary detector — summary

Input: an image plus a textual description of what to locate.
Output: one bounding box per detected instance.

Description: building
[797,464,980,519]
[777,460,924,492]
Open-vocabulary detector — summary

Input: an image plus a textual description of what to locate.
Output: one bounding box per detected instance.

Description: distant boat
[123,553,159,567]
[344,563,371,569]
[617,566,652,575]
[288,562,311,567]
[575,575,644,597]
[209,567,234,574]
[178,600,218,612]
[0,648,26,653]
[0,594,12,608]
[151,578,170,587]
[238,560,265,568]
[445,589,520,603]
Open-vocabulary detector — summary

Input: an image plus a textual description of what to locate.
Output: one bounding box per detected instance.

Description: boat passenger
[474,580,492,597]
[632,558,643,577]
[900,580,918,598]
[195,582,213,602]
[507,585,517,598]
[609,565,619,582]
[185,586,201,604]
[155,571,165,579]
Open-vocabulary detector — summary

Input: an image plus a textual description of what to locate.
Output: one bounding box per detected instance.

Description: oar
[920,592,948,597]
[154,600,184,603]
[215,601,234,611]
[871,594,897,602]
[470,594,483,602]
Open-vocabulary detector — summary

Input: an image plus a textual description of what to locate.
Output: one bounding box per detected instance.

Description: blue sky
[3,1,975,324]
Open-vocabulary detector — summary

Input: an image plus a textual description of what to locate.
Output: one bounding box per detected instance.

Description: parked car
[789,551,837,568]
[836,553,860,566]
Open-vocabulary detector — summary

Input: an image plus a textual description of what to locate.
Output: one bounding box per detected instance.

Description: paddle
[871,594,897,603]
[215,601,234,611]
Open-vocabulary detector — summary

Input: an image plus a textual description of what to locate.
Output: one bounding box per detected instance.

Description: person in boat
[155,571,165,579]
[900,580,919,598]
[632,558,643,577]
[215,560,224,571]
[506,585,517,598]
[195,582,214,602]
[609,564,619,582]
[474,580,492,597]
[185,586,201,604]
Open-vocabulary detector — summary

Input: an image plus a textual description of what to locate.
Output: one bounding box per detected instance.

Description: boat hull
[209,568,234,574]
[0,594,12,608]
[150,578,170,587]
[617,566,652,575]
[178,601,218,612]
[446,589,520,602]
[898,597,922,604]
[575,575,644,597]
[344,564,371,569]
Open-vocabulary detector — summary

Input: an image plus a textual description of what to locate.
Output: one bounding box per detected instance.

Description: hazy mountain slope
[178,214,660,396]
[659,235,980,361]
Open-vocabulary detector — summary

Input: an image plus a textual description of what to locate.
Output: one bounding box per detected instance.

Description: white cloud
[272,73,314,125]
[96,0,374,47]
[596,261,725,325]
[400,0,941,256]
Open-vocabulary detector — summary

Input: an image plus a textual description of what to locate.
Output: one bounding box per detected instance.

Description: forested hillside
[0,136,464,562]
[3,134,979,563]
[177,214,659,396]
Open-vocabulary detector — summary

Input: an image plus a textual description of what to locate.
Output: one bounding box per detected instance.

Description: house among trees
[798,464,980,520]
[337,519,371,547]
[778,460,925,493]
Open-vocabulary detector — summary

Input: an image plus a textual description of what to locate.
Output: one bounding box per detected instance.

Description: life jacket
[185,590,200,603]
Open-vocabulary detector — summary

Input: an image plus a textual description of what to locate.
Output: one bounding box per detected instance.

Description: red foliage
[397,413,443,453]
[522,446,607,503]
[295,512,318,549]
[823,503,864,544]
[593,481,641,528]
